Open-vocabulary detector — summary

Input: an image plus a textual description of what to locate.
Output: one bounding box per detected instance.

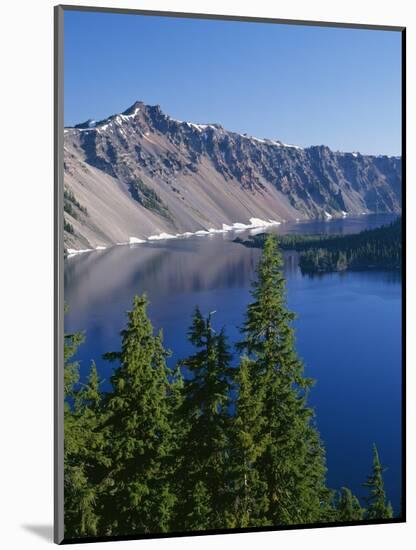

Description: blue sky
[64,10,402,155]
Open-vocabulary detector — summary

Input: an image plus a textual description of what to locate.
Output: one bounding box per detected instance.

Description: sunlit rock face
[63,101,402,250]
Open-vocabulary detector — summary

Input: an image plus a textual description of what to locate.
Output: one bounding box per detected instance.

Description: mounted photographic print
[54,5,406,544]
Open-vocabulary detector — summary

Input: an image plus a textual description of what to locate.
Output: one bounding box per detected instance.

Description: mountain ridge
[63,101,402,250]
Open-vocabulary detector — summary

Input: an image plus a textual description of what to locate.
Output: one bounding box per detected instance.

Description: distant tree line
[64,236,394,539]
[235,218,401,274]
[64,220,75,235]
[63,186,89,239]
[129,177,173,222]
[64,187,88,220]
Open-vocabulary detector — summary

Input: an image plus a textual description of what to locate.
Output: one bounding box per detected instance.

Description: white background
[0,0,414,548]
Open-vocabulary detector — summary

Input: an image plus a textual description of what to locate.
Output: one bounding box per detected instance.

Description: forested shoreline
[64,236,394,539]
[235,218,401,274]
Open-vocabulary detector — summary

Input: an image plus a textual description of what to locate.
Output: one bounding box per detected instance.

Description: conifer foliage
[174,308,232,531]
[228,356,269,527]
[363,444,394,520]
[64,329,107,537]
[63,238,396,539]
[336,488,364,522]
[101,295,177,535]
[238,235,331,525]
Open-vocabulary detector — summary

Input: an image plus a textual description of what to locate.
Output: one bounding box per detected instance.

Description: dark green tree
[65,361,109,538]
[336,487,364,522]
[238,235,332,525]
[174,308,232,531]
[363,444,393,520]
[227,356,269,528]
[64,309,108,538]
[63,314,84,400]
[64,324,85,537]
[101,295,177,535]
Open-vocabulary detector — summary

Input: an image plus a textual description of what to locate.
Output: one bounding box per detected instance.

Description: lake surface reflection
[65,214,402,512]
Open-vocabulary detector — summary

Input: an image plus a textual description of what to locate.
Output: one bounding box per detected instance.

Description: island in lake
[235,218,402,274]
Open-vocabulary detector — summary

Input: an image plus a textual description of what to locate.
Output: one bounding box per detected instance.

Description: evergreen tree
[62,246,398,537]
[101,295,176,535]
[238,235,332,525]
[336,487,364,522]
[174,308,232,531]
[363,444,393,520]
[64,323,84,537]
[64,311,107,538]
[228,356,269,527]
[64,362,109,537]
[163,360,185,530]
[63,317,84,400]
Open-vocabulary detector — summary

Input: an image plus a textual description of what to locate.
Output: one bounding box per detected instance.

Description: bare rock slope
[63,101,402,250]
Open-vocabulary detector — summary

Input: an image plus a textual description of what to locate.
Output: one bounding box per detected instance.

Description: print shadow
[22,524,53,542]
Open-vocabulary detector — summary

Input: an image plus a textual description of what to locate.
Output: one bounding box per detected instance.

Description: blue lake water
[64,214,402,513]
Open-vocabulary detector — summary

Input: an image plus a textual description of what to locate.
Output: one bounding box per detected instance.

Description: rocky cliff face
[63,101,402,250]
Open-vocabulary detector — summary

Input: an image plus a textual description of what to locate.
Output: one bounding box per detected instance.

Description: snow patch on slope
[148,232,177,241]
[129,237,146,244]
[67,218,283,254]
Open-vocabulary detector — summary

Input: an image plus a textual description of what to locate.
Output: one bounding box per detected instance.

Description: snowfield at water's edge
[66,218,282,255]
